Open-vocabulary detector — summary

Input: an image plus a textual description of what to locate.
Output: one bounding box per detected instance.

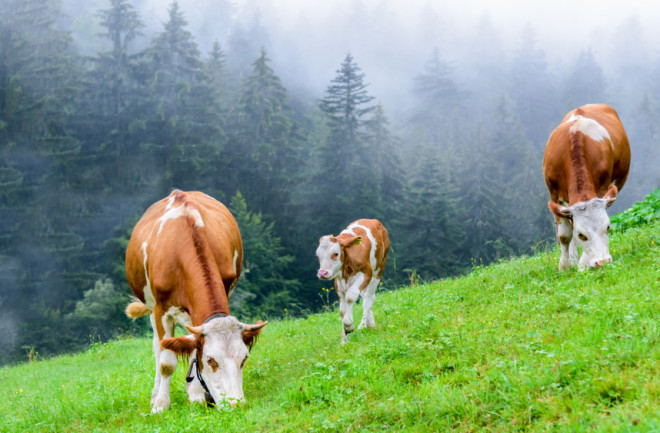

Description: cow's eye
[207,357,219,371]
[578,233,588,241]
[240,355,249,368]
[331,252,339,260]
[606,225,610,233]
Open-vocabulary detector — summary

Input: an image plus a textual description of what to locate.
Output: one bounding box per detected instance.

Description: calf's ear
[548,201,571,219]
[338,235,361,248]
[161,335,198,357]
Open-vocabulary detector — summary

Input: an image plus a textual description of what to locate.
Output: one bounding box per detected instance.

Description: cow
[316,219,390,344]
[124,190,267,412]
[542,104,631,271]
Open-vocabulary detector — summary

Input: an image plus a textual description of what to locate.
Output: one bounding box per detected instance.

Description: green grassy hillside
[1,218,658,432]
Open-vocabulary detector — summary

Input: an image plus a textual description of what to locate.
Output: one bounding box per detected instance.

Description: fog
[2,0,658,363]
[65,0,660,118]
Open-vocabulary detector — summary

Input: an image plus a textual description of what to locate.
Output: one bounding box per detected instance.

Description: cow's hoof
[152,396,169,413]
[558,260,572,272]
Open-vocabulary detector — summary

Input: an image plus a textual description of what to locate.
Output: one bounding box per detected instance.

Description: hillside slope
[1,219,658,433]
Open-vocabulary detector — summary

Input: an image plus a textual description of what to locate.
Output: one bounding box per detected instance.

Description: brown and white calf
[316,219,390,344]
[125,190,267,412]
[543,104,631,270]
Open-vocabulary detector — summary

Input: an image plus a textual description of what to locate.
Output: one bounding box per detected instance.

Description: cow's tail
[126,298,151,319]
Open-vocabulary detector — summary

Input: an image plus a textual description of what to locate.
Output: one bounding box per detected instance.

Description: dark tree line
[1,0,658,364]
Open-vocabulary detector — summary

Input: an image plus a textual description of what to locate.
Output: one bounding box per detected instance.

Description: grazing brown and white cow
[316,219,389,344]
[125,190,267,412]
[543,104,630,270]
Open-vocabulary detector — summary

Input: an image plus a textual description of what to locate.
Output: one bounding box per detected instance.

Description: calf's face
[316,236,342,280]
[316,234,361,280]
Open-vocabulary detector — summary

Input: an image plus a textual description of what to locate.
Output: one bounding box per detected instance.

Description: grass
[0,219,658,432]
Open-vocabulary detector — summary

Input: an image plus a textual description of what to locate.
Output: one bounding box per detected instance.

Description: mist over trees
[0,0,658,364]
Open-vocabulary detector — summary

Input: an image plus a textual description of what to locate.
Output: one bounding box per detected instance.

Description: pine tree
[489,97,551,252]
[456,125,509,264]
[231,49,302,220]
[90,0,144,157]
[398,140,463,281]
[228,192,300,318]
[561,49,606,111]
[0,0,88,362]
[509,25,557,145]
[412,48,464,126]
[137,0,219,193]
[306,53,378,232]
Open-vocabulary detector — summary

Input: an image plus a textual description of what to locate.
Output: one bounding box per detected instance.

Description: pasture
[1,219,658,432]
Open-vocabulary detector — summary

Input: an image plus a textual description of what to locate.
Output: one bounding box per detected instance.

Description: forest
[0,0,658,364]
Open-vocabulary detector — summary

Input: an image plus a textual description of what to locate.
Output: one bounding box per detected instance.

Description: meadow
[0,217,658,432]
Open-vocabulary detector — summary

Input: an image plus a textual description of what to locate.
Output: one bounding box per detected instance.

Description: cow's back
[543,104,630,205]
[125,190,243,306]
[343,219,389,279]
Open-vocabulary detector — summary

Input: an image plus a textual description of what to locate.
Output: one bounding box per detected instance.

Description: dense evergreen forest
[0,0,658,364]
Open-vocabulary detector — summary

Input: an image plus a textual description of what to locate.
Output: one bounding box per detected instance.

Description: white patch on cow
[197,316,250,406]
[566,114,613,148]
[232,250,239,274]
[165,195,176,211]
[141,242,155,310]
[343,222,378,271]
[157,204,185,235]
[164,306,192,330]
[188,208,204,228]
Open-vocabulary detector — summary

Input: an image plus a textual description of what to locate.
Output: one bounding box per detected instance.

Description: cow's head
[549,185,618,268]
[316,234,361,280]
[160,316,267,408]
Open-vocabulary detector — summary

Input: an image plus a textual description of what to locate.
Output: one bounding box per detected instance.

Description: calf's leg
[359,278,378,330]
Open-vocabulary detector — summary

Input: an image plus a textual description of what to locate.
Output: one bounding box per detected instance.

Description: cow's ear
[161,335,197,356]
[604,184,618,208]
[548,201,571,219]
[242,321,268,351]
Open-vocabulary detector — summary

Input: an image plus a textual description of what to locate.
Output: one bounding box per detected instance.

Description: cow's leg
[149,314,161,405]
[152,309,176,412]
[556,217,576,271]
[185,350,205,404]
[359,277,379,330]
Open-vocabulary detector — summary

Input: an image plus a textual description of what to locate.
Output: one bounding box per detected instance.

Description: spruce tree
[307,53,378,232]
[228,192,300,318]
[561,49,606,111]
[137,0,219,193]
[232,48,302,221]
[509,25,557,145]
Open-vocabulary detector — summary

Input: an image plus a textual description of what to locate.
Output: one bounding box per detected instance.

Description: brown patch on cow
[161,335,198,358]
[559,235,571,246]
[189,220,224,312]
[160,363,175,377]
[569,131,592,199]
